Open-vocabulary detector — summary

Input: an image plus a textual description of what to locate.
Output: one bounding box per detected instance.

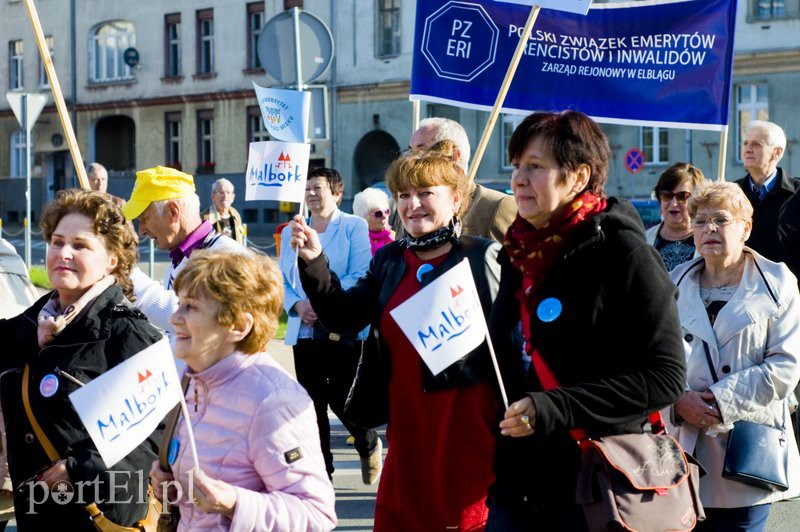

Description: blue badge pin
[39,374,59,398]
[536,297,562,323]
[416,263,433,282]
[167,439,180,465]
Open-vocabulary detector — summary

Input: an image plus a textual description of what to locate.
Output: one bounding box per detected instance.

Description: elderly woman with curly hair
[0,189,163,530]
[353,187,395,255]
[150,251,336,531]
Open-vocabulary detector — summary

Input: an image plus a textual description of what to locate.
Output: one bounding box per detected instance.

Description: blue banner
[411,0,737,130]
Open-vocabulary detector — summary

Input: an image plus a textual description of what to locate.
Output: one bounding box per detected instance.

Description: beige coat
[668,248,800,508]
[202,205,245,244]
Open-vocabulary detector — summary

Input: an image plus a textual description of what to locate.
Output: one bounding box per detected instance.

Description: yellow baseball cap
[122,166,196,221]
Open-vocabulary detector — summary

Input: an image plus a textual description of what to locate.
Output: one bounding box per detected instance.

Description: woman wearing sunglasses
[353,187,395,255]
[646,162,707,270]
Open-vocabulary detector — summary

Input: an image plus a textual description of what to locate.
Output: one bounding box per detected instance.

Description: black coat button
[24,433,34,444]
[684,334,693,342]
[722,365,731,374]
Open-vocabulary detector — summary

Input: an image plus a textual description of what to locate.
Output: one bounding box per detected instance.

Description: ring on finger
[520,415,530,426]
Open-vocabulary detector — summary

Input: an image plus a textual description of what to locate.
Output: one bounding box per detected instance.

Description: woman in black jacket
[0,190,162,530]
[487,111,687,530]
[289,151,501,531]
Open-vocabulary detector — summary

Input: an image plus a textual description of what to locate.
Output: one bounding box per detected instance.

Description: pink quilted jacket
[171,351,336,531]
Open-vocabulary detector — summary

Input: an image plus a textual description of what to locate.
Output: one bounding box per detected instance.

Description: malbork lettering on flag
[69,337,182,468]
[390,258,487,376]
[252,82,311,143]
[245,141,310,203]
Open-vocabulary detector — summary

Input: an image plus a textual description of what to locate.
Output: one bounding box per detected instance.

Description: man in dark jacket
[735,120,799,270]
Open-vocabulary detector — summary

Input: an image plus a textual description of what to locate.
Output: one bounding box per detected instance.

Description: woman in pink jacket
[150,251,336,531]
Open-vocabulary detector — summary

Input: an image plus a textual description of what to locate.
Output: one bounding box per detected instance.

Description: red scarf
[503,191,606,309]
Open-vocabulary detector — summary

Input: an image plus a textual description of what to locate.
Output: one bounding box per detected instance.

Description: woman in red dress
[288,150,501,531]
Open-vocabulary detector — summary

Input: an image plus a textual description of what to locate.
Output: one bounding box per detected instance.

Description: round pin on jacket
[168,439,180,465]
[39,374,59,398]
[536,297,562,323]
[416,264,433,282]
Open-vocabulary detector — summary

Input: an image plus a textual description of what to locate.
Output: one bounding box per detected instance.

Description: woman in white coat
[669,181,800,531]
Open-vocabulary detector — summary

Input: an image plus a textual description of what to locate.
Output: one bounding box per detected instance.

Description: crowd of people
[0,112,799,531]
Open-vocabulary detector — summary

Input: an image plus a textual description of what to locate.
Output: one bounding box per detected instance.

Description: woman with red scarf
[486,111,687,530]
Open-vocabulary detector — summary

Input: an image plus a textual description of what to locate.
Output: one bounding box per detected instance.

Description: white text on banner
[69,337,182,468]
[390,258,487,375]
[245,141,310,203]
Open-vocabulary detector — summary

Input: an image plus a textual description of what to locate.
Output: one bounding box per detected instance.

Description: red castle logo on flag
[276,152,291,169]
[137,369,152,383]
[450,285,464,298]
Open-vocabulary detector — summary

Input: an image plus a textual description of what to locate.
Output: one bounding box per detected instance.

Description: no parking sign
[624,148,645,174]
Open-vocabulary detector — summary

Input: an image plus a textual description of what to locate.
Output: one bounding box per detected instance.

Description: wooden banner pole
[23,0,88,190]
[468,6,540,182]
[717,125,729,182]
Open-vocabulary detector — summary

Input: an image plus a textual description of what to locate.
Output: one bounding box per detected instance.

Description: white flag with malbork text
[245,141,310,203]
[390,258,487,375]
[69,337,183,468]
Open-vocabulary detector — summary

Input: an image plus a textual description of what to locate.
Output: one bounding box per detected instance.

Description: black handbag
[343,330,389,429]
[702,341,790,492]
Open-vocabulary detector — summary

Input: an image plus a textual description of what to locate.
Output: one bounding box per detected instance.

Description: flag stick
[412,99,421,134]
[22,0,89,190]
[468,6,540,183]
[178,395,201,469]
[717,125,729,182]
[485,332,510,410]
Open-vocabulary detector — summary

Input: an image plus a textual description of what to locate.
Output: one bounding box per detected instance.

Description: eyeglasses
[691,216,737,228]
[372,209,390,219]
[657,191,692,203]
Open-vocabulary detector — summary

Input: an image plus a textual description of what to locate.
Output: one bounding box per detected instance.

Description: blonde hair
[173,250,283,354]
[385,149,470,216]
[688,181,754,222]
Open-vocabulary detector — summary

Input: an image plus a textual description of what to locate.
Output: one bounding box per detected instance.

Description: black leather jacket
[299,237,500,400]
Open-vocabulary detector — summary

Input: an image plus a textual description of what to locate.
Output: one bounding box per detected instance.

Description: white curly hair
[352,187,391,221]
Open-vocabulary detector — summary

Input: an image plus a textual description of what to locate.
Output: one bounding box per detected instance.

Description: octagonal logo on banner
[421,1,499,82]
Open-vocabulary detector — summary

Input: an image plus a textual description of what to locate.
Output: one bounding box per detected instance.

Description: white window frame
[166,19,181,77]
[10,130,29,178]
[249,112,270,143]
[248,6,264,69]
[39,35,53,88]
[500,114,523,170]
[166,114,182,168]
[199,17,214,74]
[198,115,214,165]
[753,0,787,19]
[89,21,136,83]
[735,83,769,163]
[375,0,401,59]
[640,127,669,165]
[9,40,24,90]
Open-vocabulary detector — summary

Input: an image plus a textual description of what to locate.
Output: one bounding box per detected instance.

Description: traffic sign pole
[23,95,32,269]
[468,6,540,182]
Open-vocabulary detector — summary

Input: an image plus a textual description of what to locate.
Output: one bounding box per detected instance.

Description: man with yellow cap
[124,166,245,332]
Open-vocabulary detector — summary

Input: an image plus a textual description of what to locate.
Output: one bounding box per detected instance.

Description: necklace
[703,258,744,289]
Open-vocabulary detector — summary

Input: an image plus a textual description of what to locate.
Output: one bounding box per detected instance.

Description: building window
[165,112,182,170]
[376,0,401,58]
[164,14,181,78]
[736,83,769,161]
[10,130,28,177]
[196,9,214,75]
[90,21,135,83]
[641,127,669,164]
[247,106,271,144]
[500,115,523,169]
[752,0,787,19]
[247,2,264,70]
[38,36,54,88]
[197,110,214,172]
[9,40,24,90]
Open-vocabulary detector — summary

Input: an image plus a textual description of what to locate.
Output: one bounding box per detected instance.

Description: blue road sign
[421,1,499,82]
[625,148,645,174]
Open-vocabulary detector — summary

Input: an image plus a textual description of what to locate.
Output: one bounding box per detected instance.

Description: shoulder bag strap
[701,340,719,383]
[22,364,61,462]
[158,375,191,471]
